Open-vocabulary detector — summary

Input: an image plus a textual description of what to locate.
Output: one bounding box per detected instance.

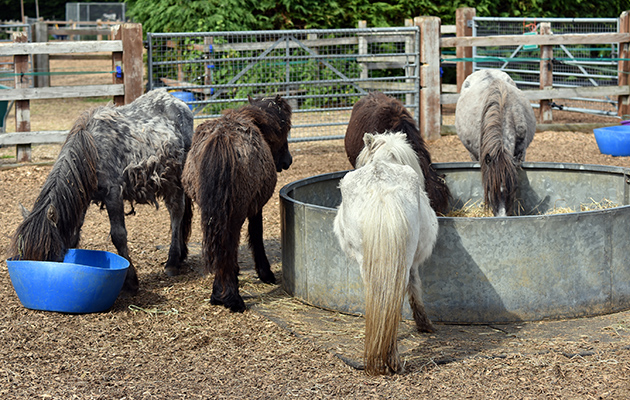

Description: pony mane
[480,81,518,214]
[356,132,425,187]
[8,110,99,260]
[246,95,292,139]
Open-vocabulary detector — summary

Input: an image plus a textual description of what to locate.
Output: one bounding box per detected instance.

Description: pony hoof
[259,271,276,285]
[416,322,436,334]
[164,265,180,277]
[122,278,139,295]
[210,295,246,313]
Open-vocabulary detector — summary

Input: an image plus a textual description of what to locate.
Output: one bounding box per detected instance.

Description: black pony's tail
[8,111,99,261]
[198,133,240,277]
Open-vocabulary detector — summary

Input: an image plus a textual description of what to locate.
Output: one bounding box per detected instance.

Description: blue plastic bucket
[7,249,129,313]
[593,125,630,157]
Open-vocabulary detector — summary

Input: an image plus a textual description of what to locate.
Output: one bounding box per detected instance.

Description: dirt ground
[1,57,630,398]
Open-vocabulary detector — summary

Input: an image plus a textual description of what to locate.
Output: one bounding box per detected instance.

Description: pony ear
[275,94,281,103]
[363,133,375,149]
[46,204,58,227]
[247,95,253,104]
[19,203,30,219]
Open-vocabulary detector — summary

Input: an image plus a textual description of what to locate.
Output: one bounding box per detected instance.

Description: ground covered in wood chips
[1,95,630,398]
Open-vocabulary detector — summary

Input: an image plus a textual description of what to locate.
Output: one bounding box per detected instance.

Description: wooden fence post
[111,23,143,106]
[618,11,630,118]
[13,31,31,162]
[121,23,143,104]
[539,22,553,123]
[358,20,368,82]
[415,16,441,141]
[111,25,124,106]
[32,21,50,88]
[404,19,415,107]
[456,7,475,93]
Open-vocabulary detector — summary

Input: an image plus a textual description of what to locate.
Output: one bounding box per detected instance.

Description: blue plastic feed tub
[7,249,129,313]
[593,125,630,157]
[170,91,194,111]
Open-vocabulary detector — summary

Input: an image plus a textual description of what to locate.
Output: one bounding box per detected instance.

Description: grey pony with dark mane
[455,69,536,216]
[8,89,194,293]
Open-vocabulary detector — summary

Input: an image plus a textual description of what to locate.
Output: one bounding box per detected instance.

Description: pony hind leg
[247,211,276,284]
[207,216,246,312]
[105,194,139,294]
[163,191,191,277]
[209,226,246,312]
[211,267,245,313]
[407,265,435,333]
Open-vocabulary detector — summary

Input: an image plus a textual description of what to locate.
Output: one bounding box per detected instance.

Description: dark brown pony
[344,92,450,214]
[8,89,194,293]
[182,94,292,312]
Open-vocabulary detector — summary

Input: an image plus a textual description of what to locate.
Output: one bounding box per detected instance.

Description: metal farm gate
[146,27,420,141]
[472,17,620,116]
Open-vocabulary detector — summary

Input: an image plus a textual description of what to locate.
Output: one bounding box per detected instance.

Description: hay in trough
[447,198,621,217]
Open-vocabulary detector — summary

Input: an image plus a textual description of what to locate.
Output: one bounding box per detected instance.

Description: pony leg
[180,195,193,262]
[248,211,276,284]
[407,265,435,333]
[209,227,246,313]
[163,190,189,277]
[211,267,245,313]
[105,195,139,294]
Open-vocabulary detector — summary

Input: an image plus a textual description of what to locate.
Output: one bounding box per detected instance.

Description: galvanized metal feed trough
[280,162,630,324]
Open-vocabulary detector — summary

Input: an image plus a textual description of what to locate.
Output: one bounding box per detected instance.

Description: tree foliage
[1,0,624,31]
[125,0,626,32]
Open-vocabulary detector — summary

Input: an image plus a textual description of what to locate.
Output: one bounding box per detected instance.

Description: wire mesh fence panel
[147,27,420,142]
[472,17,620,116]
[0,24,32,88]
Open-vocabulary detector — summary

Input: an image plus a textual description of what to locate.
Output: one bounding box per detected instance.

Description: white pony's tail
[362,192,411,375]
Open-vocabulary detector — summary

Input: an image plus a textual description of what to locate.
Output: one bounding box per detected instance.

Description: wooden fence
[0,23,143,162]
[430,9,630,140]
[1,11,629,154]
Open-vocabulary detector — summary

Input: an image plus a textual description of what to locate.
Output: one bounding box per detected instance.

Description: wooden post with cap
[13,31,31,163]
[415,16,441,141]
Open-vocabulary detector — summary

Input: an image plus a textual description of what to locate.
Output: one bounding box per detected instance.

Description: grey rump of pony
[334,132,439,375]
[8,89,195,294]
[182,94,292,313]
[344,91,451,215]
[455,69,536,216]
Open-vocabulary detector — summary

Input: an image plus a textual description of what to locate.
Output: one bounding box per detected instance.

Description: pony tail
[8,113,99,261]
[479,82,517,213]
[198,134,239,275]
[361,192,411,375]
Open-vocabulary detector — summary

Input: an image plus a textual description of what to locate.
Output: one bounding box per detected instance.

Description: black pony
[8,89,194,293]
[182,95,292,312]
[344,91,451,214]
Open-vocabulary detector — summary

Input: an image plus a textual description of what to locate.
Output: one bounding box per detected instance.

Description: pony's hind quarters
[455,69,536,216]
[334,132,439,375]
[183,94,292,312]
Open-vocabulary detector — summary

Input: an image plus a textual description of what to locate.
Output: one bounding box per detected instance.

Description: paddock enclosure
[0,9,630,399]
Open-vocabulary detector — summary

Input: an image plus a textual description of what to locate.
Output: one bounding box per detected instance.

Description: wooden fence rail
[0,23,143,161]
[417,9,630,139]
